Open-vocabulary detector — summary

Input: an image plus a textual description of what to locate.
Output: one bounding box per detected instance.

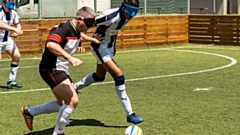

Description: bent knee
[70,98,79,108]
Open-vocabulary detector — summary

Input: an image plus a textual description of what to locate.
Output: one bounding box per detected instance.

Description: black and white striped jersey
[0,6,19,41]
[40,20,81,75]
[92,7,129,48]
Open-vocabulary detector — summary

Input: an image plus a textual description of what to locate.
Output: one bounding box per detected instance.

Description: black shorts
[39,69,73,89]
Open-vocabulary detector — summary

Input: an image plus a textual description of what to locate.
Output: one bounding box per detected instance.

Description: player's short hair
[123,0,139,7]
[76,6,95,18]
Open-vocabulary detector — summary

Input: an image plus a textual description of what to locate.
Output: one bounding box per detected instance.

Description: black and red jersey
[40,20,81,75]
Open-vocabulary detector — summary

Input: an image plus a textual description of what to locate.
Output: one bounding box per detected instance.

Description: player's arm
[47,41,82,67]
[46,41,72,60]
[11,23,23,37]
[80,32,103,44]
[0,20,22,35]
[46,30,72,60]
[15,23,22,31]
[47,33,82,67]
[12,12,23,36]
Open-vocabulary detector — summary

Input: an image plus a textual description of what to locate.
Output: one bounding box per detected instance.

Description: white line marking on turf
[0,45,208,62]
[0,46,203,70]
[0,49,237,94]
[194,87,213,91]
[0,66,38,70]
[0,45,223,71]
[0,44,239,63]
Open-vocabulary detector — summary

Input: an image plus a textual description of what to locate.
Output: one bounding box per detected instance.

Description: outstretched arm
[80,32,103,44]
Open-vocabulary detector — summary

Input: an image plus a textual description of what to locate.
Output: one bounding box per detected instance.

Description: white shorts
[0,37,16,53]
[91,44,114,64]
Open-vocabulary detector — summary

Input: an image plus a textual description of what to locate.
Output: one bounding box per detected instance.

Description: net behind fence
[111,0,188,15]
[1,0,189,19]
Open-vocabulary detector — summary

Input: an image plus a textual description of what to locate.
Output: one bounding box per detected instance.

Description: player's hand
[11,32,18,38]
[14,28,23,35]
[93,33,104,44]
[77,47,85,53]
[68,57,83,68]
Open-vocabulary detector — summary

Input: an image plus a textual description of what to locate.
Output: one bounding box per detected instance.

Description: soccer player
[0,0,23,88]
[74,0,143,124]
[21,6,101,135]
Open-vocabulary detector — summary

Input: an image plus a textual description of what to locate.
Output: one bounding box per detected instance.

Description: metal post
[144,0,147,15]
[213,0,216,14]
[38,0,42,19]
[94,0,97,12]
[227,0,232,14]
[238,0,240,14]
[188,0,190,14]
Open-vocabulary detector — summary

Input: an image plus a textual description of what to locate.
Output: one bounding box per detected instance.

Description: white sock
[53,104,74,135]
[74,73,96,90]
[29,100,61,116]
[9,64,18,80]
[115,84,133,116]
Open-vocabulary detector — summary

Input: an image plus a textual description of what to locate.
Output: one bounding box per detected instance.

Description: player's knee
[92,73,105,82]
[12,53,20,62]
[114,75,125,86]
[70,98,79,108]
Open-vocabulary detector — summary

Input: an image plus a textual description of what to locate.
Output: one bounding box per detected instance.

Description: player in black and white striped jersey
[74,0,143,124]
[0,0,23,88]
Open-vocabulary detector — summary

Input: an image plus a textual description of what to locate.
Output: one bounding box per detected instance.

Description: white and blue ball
[125,125,143,135]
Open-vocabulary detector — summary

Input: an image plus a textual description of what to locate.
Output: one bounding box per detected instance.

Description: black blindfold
[83,18,95,28]
[75,16,95,28]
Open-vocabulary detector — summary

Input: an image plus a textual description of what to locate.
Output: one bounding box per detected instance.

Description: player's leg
[21,100,61,131]
[74,46,108,91]
[21,70,63,131]
[5,39,22,88]
[102,59,143,124]
[21,70,75,132]
[74,63,107,91]
[52,78,78,135]
[23,82,66,120]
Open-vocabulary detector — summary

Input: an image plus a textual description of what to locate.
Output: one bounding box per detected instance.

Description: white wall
[77,0,94,9]
[77,0,111,13]
[96,0,111,13]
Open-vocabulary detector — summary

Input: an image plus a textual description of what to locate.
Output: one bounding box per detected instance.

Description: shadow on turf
[0,85,13,90]
[24,118,127,135]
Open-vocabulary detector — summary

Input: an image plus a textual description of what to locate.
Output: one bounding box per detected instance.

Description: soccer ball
[125,125,143,135]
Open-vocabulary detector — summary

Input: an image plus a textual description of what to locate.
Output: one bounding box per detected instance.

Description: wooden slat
[189,15,240,45]
[0,15,190,57]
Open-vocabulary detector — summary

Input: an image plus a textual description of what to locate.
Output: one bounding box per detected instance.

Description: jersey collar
[70,20,79,34]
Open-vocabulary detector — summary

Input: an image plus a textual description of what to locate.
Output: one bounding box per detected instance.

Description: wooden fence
[3,15,188,56]
[189,15,240,45]
[4,15,240,57]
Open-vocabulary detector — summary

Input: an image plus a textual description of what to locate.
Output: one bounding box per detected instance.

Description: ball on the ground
[125,125,143,135]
